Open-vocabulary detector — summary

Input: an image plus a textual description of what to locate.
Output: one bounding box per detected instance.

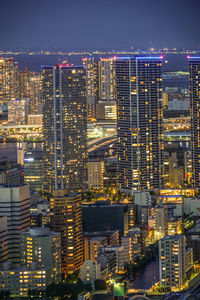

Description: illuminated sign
[24,158,34,162]
[113,282,124,296]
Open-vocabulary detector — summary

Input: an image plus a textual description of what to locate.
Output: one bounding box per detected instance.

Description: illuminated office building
[50,190,83,275]
[115,57,163,193]
[96,100,117,120]
[18,68,31,100]
[19,69,42,114]
[8,99,30,125]
[24,150,44,192]
[0,185,30,266]
[83,57,99,121]
[20,227,61,282]
[189,57,200,189]
[42,65,87,193]
[0,58,18,103]
[99,58,115,101]
[0,266,52,296]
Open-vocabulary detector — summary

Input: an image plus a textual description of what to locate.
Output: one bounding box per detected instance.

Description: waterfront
[0,53,190,72]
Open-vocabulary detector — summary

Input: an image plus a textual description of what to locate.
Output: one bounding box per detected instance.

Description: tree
[94,279,107,290]
[0,291,10,300]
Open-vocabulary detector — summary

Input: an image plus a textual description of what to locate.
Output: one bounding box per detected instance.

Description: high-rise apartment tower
[115,57,163,193]
[50,190,83,275]
[42,65,87,193]
[189,57,200,189]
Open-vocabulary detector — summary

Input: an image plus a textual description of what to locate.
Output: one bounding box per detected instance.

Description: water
[130,260,159,290]
[0,53,190,72]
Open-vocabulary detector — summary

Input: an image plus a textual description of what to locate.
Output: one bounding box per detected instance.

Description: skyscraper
[19,69,42,114]
[50,190,83,275]
[189,57,200,189]
[154,205,168,240]
[115,57,163,193]
[83,58,99,121]
[99,58,115,101]
[0,185,30,266]
[42,65,87,193]
[18,68,31,100]
[0,58,18,103]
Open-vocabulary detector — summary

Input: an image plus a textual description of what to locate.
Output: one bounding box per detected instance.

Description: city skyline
[1,0,200,296]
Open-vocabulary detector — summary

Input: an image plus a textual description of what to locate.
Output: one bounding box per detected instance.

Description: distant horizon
[1,47,200,53]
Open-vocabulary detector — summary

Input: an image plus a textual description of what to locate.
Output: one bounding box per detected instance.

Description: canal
[129,260,159,290]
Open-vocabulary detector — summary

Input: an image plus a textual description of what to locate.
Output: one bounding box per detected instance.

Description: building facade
[115,57,163,193]
[121,228,142,263]
[189,57,200,189]
[42,65,87,193]
[99,58,115,101]
[20,227,61,282]
[0,185,30,266]
[88,160,104,189]
[0,265,51,296]
[0,58,18,103]
[82,202,128,236]
[159,235,186,289]
[24,149,44,192]
[0,216,8,265]
[8,99,30,124]
[50,190,83,275]
[83,58,99,121]
[154,205,168,240]
[80,260,101,285]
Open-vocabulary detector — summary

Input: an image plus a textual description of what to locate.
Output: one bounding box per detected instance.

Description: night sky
[1,0,200,50]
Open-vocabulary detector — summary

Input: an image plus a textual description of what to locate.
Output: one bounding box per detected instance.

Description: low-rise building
[168,219,182,235]
[87,237,108,262]
[97,248,117,278]
[0,263,51,296]
[121,228,142,263]
[83,230,119,261]
[20,227,61,282]
[80,260,101,284]
[103,245,124,273]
